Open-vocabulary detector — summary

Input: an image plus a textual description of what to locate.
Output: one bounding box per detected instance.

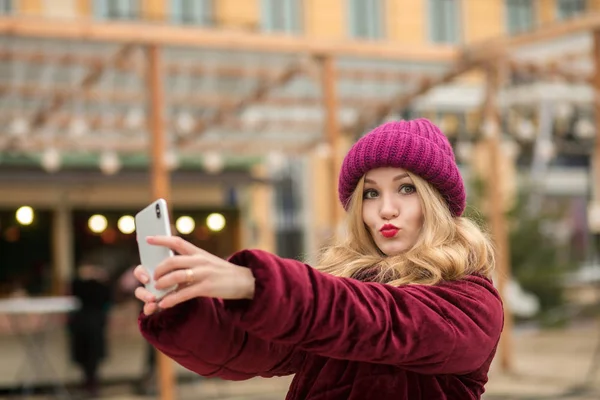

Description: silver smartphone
[135,198,178,300]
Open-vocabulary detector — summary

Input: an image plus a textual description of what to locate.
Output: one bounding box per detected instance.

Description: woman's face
[361,167,424,256]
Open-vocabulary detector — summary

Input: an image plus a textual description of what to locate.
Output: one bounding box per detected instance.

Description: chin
[378,243,409,257]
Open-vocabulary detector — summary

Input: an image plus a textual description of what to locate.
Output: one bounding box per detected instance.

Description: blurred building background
[1,0,600,398]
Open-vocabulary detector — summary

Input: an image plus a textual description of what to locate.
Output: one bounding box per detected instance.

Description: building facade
[0,0,596,295]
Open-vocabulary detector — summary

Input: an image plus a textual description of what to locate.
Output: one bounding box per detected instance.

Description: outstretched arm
[138,297,305,380]
[225,249,504,375]
[134,239,305,381]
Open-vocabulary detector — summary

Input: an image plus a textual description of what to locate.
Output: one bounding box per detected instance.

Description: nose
[379,194,399,220]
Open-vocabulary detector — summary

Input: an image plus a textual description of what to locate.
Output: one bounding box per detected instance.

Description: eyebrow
[364,173,409,184]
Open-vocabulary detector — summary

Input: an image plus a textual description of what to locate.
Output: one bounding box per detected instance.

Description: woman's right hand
[133,267,159,316]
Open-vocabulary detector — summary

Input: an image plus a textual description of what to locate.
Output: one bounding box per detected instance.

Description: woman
[134,119,504,399]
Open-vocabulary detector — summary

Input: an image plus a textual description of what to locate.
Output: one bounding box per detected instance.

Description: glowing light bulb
[117,215,135,234]
[203,152,224,174]
[176,216,195,235]
[88,214,108,233]
[41,148,61,173]
[16,206,34,226]
[99,151,121,175]
[206,213,226,232]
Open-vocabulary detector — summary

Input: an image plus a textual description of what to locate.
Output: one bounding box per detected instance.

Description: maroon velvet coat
[139,249,504,399]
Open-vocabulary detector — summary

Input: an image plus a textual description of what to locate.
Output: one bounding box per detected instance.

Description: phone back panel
[135,199,177,299]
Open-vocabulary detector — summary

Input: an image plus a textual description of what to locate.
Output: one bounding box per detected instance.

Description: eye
[363,189,378,199]
[399,184,416,195]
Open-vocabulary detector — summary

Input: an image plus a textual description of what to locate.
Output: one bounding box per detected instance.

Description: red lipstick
[380,224,399,238]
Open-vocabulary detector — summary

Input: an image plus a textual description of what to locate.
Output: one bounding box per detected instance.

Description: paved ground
[1,301,600,399]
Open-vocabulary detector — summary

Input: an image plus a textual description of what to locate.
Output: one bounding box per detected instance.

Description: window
[261,0,303,34]
[429,0,461,44]
[506,0,535,35]
[557,0,586,20]
[171,0,213,25]
[348,0,385,40]
[273,171,305,260]
[95,0,139,20]
[0,0,12,14]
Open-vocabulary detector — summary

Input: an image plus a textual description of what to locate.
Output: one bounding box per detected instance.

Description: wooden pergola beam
[592,30,600,215]
[177,61,306,146]
[0,48,137,70]
[0,16,456,62]
[0,83,399,110]
[28,43,136,129]
[508,59,592,84]
[339,13,600,137]
[0,48,432,83]
[0,109,324,135]
[464,12,600,64]
[347,59,485,137]
[5,134,321,155]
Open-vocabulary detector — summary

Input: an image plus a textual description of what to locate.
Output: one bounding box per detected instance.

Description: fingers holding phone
[133,265,159,316]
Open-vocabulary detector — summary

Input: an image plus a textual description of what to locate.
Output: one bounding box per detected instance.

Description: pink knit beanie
[338,118,466,217]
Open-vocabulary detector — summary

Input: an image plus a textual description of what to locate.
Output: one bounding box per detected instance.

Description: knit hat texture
[338,118,466,217]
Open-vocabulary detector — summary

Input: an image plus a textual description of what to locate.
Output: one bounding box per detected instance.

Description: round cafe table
[0,296,80,399]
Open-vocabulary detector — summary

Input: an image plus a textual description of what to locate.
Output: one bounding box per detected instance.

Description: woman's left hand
[147,236,255,310]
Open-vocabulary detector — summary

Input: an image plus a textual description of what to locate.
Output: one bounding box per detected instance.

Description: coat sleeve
[138,296,306,380]
[224,249,504,375]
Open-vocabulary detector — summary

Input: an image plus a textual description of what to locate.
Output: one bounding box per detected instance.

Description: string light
[117,215,135,234]
[16,206,34,226]
[88,214,108,234]
[206,213,226,232]
[176,216,195,235]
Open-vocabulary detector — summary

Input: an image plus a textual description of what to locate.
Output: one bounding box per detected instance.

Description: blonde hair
[315,172,495,286]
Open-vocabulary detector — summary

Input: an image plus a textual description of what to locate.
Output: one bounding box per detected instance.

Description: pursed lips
[379,224,400,238]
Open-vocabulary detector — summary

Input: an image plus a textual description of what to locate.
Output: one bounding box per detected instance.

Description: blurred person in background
[132,119,504,399]
[118,265,158,395]
[68,260,112,397]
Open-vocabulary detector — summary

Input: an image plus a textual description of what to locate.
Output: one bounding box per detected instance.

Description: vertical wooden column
[592,31,600,204]
[249,163,276,252]
[482,64,513,373]
[51,198,73,295]
[318,54,343,231]
[147,43,176,400]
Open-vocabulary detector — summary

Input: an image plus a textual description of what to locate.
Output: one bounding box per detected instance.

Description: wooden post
[318,54,343,230]
[592,31,600,204]
[482,64,514,373]
[51,199,73,295]
[147,43,176,400]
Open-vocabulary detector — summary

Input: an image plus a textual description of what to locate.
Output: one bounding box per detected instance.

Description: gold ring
[185,268,195,285]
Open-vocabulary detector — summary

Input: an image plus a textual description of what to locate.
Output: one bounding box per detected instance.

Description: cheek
[362,205,376,230]
[406,201,424,229]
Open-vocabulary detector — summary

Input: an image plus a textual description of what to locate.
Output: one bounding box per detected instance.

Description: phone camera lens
[155,204,161,218]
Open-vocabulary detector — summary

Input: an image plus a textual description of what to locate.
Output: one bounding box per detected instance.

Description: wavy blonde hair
[315,172,495,286]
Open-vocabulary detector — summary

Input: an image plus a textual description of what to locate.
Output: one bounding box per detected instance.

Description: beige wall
[31,0,600,46]
[18,0,42,15]
[538,0,556,25]
[75,0,90,17]
[463,0,504,43]
[141,0,167,21]
[305,0,345,39]
[387,0,427,45]
[41,0,78,18]
[215,0,260,31]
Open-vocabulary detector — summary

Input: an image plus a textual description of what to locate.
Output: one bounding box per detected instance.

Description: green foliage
[465,177,574,324]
